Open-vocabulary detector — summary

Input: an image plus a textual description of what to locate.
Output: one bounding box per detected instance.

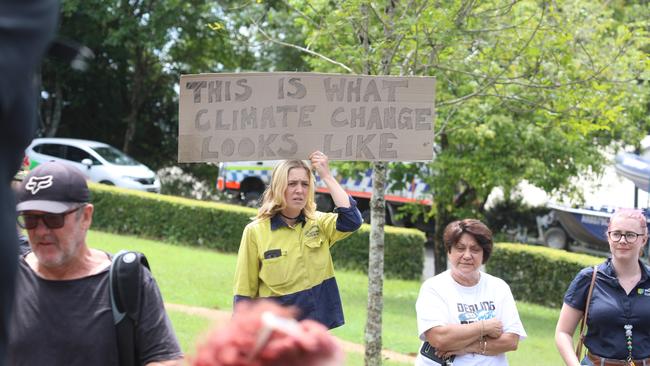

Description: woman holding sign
[232,151,362,329]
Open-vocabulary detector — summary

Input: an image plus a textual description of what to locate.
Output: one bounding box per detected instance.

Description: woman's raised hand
[308,151,331,179]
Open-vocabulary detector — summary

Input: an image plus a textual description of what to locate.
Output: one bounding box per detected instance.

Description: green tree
[217,0,310,72]
[245,1,649,364]
[285,0,649,270]
[40,0,240,170]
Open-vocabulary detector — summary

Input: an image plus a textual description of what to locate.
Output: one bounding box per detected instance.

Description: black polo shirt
[564,258,650,359]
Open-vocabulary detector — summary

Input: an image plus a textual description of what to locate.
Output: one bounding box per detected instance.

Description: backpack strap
[109,250,150,366]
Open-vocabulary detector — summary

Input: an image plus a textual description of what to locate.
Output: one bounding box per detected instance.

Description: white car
[26,137,161,193]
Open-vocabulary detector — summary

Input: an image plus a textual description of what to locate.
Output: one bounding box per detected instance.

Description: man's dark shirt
[8,256,183,365]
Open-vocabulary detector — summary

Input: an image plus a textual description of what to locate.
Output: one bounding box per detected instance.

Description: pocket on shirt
[260,256,290,287]
[304,237,330,271]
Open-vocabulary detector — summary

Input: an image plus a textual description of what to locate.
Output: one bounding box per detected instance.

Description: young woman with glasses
[555,208,650,366]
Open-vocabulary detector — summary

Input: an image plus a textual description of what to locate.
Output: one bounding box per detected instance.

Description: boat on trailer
[541,150,650,256]
[544,204,612,255]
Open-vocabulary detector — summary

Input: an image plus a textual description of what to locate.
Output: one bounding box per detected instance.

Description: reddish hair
[443,219,494,264]
[608,208,647,234]
[191,301,343,366]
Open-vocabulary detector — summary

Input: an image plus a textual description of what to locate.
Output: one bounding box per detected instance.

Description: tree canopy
[40,0,243,172]
[251,0,650,272]
[41,0,650,254]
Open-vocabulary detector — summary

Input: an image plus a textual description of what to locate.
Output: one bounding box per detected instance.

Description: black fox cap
[16,161,90,213]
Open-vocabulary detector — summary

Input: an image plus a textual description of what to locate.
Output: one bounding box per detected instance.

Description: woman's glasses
[607,231,644,243]
[17,206,83,230]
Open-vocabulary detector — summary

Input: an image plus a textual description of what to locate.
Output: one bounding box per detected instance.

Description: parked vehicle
[26,137,161,193]
[513,151,650,255]
[540,205,610,252]
[537,204,650,256]
[536,151,650,254]
[216,160,435,233]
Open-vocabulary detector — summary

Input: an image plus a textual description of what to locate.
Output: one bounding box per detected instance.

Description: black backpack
[109,250,150,366]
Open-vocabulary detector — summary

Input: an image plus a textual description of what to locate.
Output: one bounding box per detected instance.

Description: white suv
[26,137,161,193]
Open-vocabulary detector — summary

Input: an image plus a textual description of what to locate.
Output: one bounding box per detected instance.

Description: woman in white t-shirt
[415,219,527,366]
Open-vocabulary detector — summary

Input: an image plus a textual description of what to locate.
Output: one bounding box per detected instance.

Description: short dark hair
[443,219,493,264]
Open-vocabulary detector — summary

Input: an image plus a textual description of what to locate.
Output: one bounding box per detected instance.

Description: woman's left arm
[478,333,519,355]
[437,332,519,357]
[309,151,349,208]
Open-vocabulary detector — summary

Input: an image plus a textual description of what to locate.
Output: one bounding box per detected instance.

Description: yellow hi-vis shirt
[233,201,361,329]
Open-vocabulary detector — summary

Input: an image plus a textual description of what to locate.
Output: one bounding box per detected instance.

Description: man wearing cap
[8,161,183,366]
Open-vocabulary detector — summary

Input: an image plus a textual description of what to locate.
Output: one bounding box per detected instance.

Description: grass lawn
[89,230,564,365]
[167,310,214,355]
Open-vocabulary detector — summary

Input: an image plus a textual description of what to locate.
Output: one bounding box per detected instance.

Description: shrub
[157,166,218,200]
[487,243,603,308]
[485,198,549,243]
[89,183,425,279]
[331,225,426,280]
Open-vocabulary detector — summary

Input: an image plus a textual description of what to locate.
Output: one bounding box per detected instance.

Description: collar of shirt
[270,213,306,230]
[599,257,650,283]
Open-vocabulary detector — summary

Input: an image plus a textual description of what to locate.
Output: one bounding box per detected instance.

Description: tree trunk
[123,109,138,153]
[364,2,398,364]
[433,200,449,274]
[433,132,450,274]
[362,3,383,364]
[365,161,386,366]
[45,78,63,137]
[41,77,62,138]
[122,46,145,154]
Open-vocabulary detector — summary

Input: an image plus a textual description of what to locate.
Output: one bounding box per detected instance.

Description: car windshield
[92,146,139,166]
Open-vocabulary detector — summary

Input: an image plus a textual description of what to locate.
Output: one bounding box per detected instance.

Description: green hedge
[331,225,426,280]
[89,183,425,280]
[487,243,603,308]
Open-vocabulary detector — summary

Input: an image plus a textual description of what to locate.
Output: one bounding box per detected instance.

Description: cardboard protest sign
[178,72,435,162]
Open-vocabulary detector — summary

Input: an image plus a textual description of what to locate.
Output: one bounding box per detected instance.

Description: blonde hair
[256,160,317,221]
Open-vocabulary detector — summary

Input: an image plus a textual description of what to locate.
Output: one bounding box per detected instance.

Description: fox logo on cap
[25,175,54,194]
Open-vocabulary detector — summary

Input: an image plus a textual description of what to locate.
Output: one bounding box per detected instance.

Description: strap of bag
[109,250,150,366]
[575,265,598,359]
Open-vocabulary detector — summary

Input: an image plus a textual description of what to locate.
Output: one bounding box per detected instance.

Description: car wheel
[387,202,406,227]
[242,191,261,207]
[360,208,371,224]
[315,193,334,212]
[544,227,567,250]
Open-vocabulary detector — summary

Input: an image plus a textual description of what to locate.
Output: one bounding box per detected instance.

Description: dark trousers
[0,1,59,364]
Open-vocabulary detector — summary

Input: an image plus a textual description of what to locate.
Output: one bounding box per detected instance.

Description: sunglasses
[17,206,84,230]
